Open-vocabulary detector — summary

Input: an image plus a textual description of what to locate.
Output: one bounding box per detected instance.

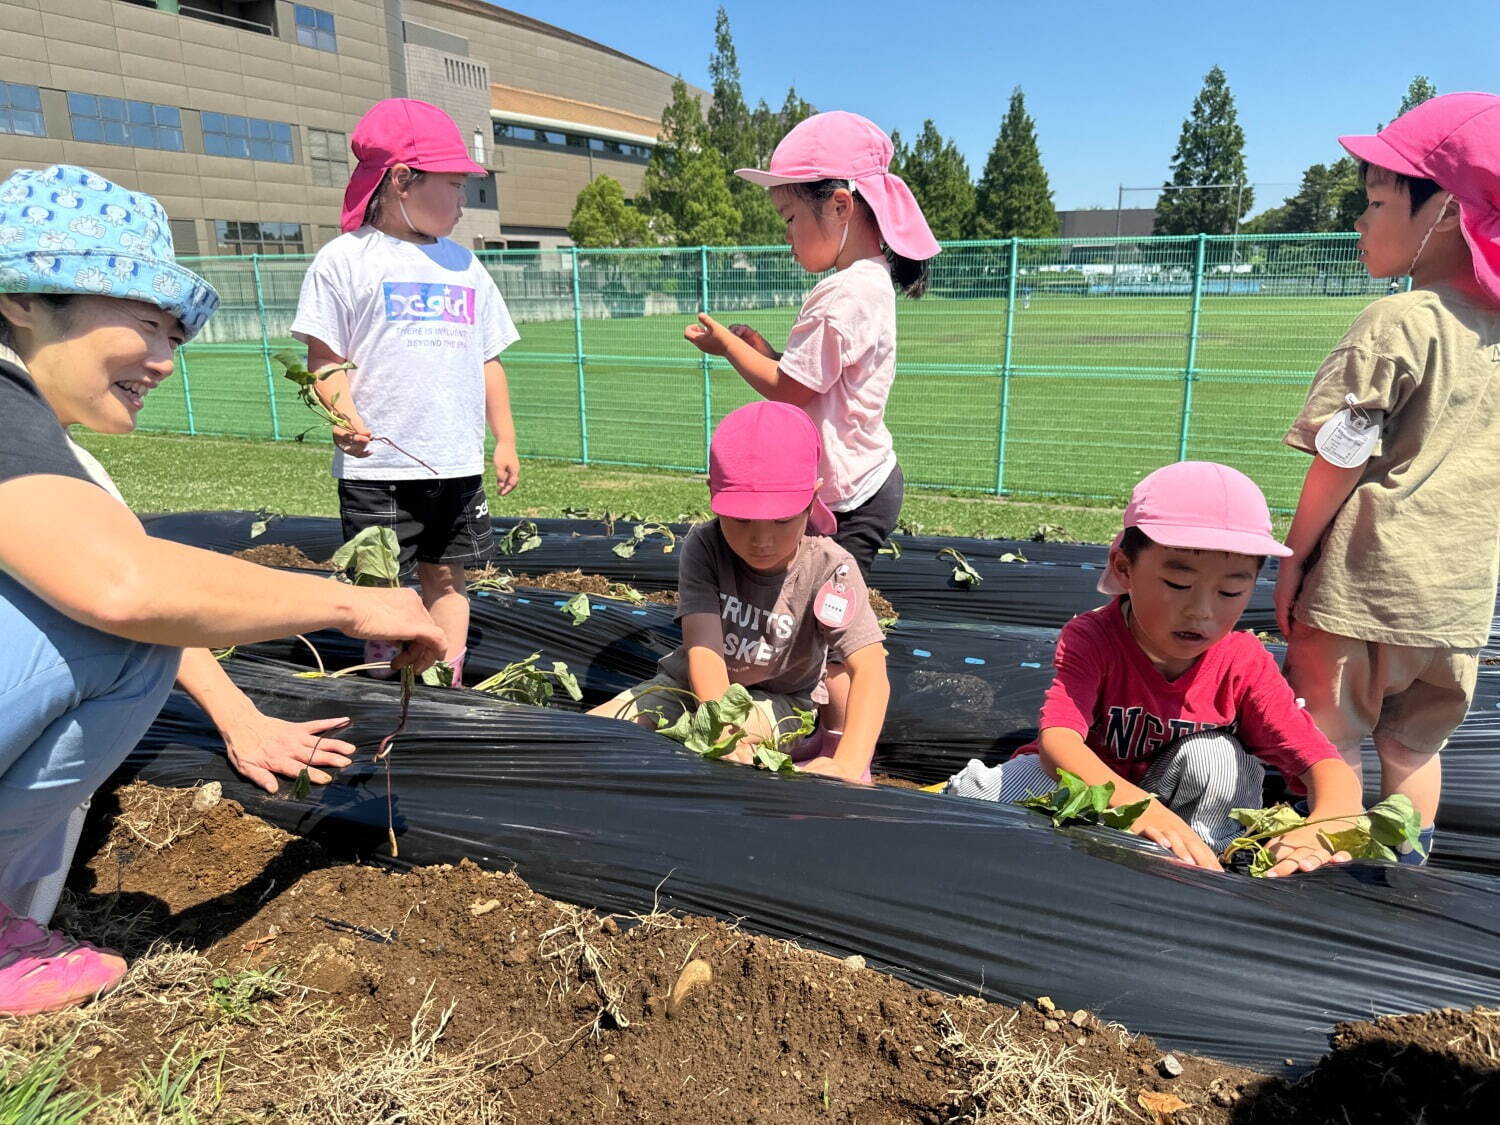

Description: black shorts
[338,475,493,576]
[832,462,904,576]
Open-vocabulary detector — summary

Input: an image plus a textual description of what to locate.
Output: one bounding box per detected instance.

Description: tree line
[568,10,1442,248]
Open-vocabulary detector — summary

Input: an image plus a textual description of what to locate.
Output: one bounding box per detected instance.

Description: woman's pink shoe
[0,905,127,1016]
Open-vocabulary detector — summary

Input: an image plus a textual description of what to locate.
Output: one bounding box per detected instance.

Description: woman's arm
[0,474,444,664]
[176,647,357,794]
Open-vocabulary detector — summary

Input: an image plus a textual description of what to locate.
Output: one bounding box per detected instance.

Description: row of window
[0,81,349,178]
[294,5,337,53]
[493,121,652,161]
[215,220,305,255]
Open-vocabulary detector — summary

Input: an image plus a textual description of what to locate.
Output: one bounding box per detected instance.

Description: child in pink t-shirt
[683,111,938,760]
[683,111,940,576]
[946,462,1366,878]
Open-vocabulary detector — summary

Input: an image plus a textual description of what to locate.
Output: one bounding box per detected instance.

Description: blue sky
[498,0,1496,215]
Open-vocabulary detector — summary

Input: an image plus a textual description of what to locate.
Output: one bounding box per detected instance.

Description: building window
[464,173,497,211]
[214,220,305,255]
[306,128,348,187]
[68,93,182,150]
[294,5,337,52]
[203,113,294,163]
[493,120,651,161]
[0,82,44,137]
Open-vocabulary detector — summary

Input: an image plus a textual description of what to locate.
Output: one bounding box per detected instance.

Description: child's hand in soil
[684,312,735,357]
[1260,823,1352,879]
[345,588,447,671]
[1133,802,1224,870]
[728,323,778,359]
[222,712,356,795]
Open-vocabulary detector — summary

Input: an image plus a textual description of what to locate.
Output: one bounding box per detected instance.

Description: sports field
[143,291,1372,511]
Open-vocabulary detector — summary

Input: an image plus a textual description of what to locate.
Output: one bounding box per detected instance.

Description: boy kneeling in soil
[944,462,1365,877]
[590,402,889,784]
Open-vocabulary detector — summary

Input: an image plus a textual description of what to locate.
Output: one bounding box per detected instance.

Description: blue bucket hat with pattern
[0,164,218,340]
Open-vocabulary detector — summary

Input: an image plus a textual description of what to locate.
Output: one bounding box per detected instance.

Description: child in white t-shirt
[292,99,520,684]
[683,111,939,758]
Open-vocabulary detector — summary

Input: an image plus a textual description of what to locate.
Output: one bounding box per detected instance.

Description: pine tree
[1398,75,1438,117]
[897,120,973,242]
[1154,66,1253,235]
[568,176,652,247]
[972,88,1058,239]
[705,7,779,244]
[641,78,740,245]
[1246,156,1362,234]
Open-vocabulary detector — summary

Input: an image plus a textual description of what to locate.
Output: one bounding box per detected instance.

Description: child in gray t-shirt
[590,402,889,784]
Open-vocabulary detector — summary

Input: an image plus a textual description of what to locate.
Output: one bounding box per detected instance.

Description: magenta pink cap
[709,402,837,535]
[341,99,487,233]
[1098,462,1290,595]
[735,111,942,261]
[1339,92,1500,305]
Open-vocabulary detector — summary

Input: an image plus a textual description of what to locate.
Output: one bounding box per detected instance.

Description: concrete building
[0,0,687,256]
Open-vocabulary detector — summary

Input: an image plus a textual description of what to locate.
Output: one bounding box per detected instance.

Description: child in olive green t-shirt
[1275,94,1500,864]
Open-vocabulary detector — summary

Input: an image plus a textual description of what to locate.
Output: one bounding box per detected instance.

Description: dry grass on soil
[0,781,1317,1124]
[8,785,1494,1123]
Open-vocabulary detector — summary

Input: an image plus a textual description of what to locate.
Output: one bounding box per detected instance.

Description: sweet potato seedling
[938,547,983,588]
[612,523,677,559]
[561,592,592,626]
[1220,794,1426,877]
[274,351,436,475]
[625,683,815,774]
[495,520,541,555]
[330,526,414,856]
[1017,768,1152,830]
[472,653,582,707]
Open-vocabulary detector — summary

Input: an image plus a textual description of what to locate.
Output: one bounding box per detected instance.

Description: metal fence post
[996,238,1020,495]
[1179,234,1208,462]
[250,254,281,440]
[570,246,590,464]
[178,346,197,435]
[699,245,712,472]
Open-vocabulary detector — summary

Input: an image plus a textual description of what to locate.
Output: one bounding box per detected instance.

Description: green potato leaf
[938,547,983,588]
[292,768,311,801]
[754,743,796,774]
[552,661,583,701]
[1099,794,1152,830]
[420,660,454,688]
[1320,826,1399,862]
[331,526,401,587]
[1228,804,1307,838]
[561,592,591,626]
[1366,794,1424,853]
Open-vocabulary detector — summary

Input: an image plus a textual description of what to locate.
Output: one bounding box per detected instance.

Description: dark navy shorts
[337,474,493,576]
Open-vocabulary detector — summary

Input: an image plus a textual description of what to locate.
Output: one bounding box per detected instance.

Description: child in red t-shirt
[946,462,1365,877]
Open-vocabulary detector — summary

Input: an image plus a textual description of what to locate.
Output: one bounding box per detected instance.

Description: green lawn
[75,430,1143,545]
[141,291,1356,511]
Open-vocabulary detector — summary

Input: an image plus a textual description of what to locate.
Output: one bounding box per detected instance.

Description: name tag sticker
[1314,394,1379,468]
[815,583,849,628]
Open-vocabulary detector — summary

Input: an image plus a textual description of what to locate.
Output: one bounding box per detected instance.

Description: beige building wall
[0,1,690,251]
[0,0,392,254]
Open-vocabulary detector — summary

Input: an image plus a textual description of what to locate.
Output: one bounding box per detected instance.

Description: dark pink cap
[1340,92,1500,304]
[341,99,486,232]
[709,402,837,535]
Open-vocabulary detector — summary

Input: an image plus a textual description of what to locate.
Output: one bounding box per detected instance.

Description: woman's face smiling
[21,295,182,433]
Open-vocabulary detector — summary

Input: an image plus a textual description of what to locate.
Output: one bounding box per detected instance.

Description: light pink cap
[735,111,942,261]
[341,99,487,233]
[1098,462,1290,596]
[1339,92,1500,305]
[709,402,837,535]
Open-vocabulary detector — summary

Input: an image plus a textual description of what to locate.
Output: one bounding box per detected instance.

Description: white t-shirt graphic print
[291,227,519,480]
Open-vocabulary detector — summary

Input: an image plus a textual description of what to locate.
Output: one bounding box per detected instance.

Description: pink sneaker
[0,905,127,1016]
[363,639,399,680]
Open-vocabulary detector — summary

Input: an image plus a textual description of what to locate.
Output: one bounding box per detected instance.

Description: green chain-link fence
[158,232,1391,510]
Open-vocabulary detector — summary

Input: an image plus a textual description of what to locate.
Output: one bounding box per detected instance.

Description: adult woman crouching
[0,165,445,1015]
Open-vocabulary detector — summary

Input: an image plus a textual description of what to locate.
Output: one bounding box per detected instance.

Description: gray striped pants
[947,731,1266,852]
